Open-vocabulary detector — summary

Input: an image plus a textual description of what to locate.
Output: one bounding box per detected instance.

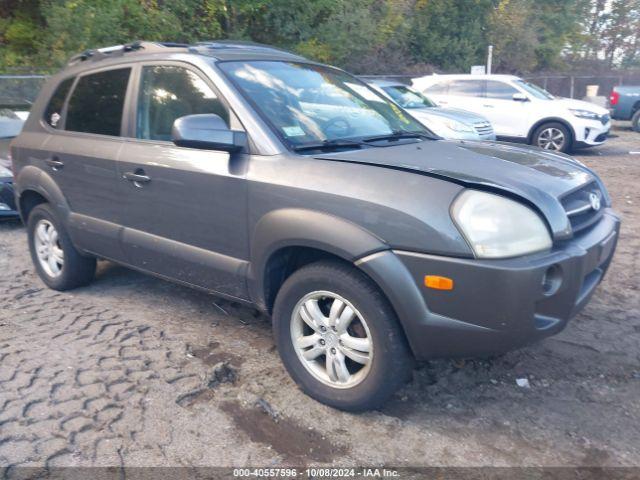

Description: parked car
[367,80,495,141]
[609,86,640,132]
[11,42,619,411]
[412,74,611,153]
[0,101,28,218]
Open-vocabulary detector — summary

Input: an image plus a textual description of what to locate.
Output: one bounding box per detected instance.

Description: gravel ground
[0,127,639,473]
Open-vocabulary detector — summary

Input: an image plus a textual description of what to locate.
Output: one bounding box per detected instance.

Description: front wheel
[273,260,413,411]
[532,122,572,153]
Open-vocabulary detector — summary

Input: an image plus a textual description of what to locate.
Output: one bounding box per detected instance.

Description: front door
[481,80,533,138]
[117,63,250,300]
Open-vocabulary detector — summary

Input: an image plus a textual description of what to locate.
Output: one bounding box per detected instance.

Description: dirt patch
[190,342,244,368]
[220,401,342,463]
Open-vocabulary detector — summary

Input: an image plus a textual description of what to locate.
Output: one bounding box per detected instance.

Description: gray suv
[11,42,620,411]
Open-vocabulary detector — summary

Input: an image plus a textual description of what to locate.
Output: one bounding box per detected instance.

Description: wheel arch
[15,166,71,223]
[527,117,576,146]
[249,208,388,313]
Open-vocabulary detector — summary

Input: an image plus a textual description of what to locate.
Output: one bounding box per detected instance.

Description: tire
[27,203,96,291]
[532,122,572,153]
[632,109,640,133]
[273,260,413,411]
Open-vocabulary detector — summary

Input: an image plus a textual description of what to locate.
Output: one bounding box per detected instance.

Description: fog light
[0,203,10,211]
[542,264,562,296]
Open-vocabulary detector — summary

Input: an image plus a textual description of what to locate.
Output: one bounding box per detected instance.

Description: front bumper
[358,210,619,359]
[573,119,611,148]
[0,178,18,217]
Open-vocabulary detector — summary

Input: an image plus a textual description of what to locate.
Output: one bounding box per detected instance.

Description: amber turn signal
[424,275,454,290]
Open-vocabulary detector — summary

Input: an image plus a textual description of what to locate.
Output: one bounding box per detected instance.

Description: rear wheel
[532,122,571,153]
[273,260,413,411]
[632,109,640,133]
[27,204,96,291]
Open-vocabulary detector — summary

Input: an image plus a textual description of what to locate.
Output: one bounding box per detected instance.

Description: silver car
[368,80,495,141]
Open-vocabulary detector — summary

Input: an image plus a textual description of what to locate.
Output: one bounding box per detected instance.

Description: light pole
[487,45,493,75]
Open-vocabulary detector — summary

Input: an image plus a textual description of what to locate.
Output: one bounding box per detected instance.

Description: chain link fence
[0,75,47,106]
[361,71,640,99]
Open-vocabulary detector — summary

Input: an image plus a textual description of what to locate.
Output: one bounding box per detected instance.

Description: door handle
[123,169,151,185]
[483,104,494,108]
[45,157,64,171]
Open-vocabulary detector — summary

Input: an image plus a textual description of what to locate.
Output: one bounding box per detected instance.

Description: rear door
[433,79,487,115]
[117,62,250,299]
[42,67,133,261]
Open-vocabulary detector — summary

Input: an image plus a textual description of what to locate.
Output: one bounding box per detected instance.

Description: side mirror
[171,114,246,152]
[512,93,529,102]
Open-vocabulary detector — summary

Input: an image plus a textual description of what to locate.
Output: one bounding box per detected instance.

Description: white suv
[411,74,611,153]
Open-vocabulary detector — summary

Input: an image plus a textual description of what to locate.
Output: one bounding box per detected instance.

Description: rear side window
[424,81,449,94]
[485,80,519,99]
[66,68,131,136]
[448,80,484,97]
[44,77,74,128]
[136,65,229,141]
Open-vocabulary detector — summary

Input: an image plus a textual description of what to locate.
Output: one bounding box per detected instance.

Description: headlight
[451,190,552,258]
[442,119,475,133]
[0,165,12,177]
[569,109,600,120]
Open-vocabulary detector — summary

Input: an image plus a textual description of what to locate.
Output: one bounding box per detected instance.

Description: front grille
[600,114,610,125]
[560,181,604,234]
[473,121,494,137]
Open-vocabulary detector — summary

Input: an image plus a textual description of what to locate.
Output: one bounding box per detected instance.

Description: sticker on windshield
[283,125,306,137]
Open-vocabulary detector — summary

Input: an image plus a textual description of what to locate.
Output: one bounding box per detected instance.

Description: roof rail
[66,41,187,66]
[65,40,304,67]
[190,40,302,58]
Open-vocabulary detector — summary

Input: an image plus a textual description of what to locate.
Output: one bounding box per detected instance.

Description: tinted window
[136,66,229,141]
[485,80,519,99]
[66,68,131,136]
[44,77,74,128]
[448,80,484,97]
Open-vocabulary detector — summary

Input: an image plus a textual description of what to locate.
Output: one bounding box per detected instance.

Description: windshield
[219,61,427,148]
[382,85,437,109]
[515,80,554,100]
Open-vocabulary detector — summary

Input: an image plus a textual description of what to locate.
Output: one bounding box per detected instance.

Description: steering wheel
[322,116,353,138]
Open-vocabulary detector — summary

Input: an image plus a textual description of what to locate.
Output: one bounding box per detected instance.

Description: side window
[424,81,449,95]
[485,80,519,100]
[448,80,484,97]
[136,65,229,141]
[66,68,131,136]
[44,77,74,128]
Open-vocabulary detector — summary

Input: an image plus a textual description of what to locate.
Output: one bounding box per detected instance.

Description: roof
[66,40,307,68]
[413,73,521,83]
[363,79,408,88]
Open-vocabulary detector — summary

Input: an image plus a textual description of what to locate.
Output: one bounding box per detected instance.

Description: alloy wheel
[290,291,373,389]
[34,219,64,278]
[537,127,566,151]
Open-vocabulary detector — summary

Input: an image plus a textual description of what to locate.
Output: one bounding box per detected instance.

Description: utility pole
[487,45,493,74]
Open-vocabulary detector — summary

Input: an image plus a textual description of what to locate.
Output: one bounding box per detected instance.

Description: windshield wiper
[362,130,432,143]
[293,138,366,153]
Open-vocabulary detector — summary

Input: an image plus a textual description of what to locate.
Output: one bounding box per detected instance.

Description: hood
[315,139,605,240]
[553,97,609,115]
[408,107,489,124]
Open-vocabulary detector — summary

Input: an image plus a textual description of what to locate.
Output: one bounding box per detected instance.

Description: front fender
[248,208,388,307]
[15,165,71,222]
